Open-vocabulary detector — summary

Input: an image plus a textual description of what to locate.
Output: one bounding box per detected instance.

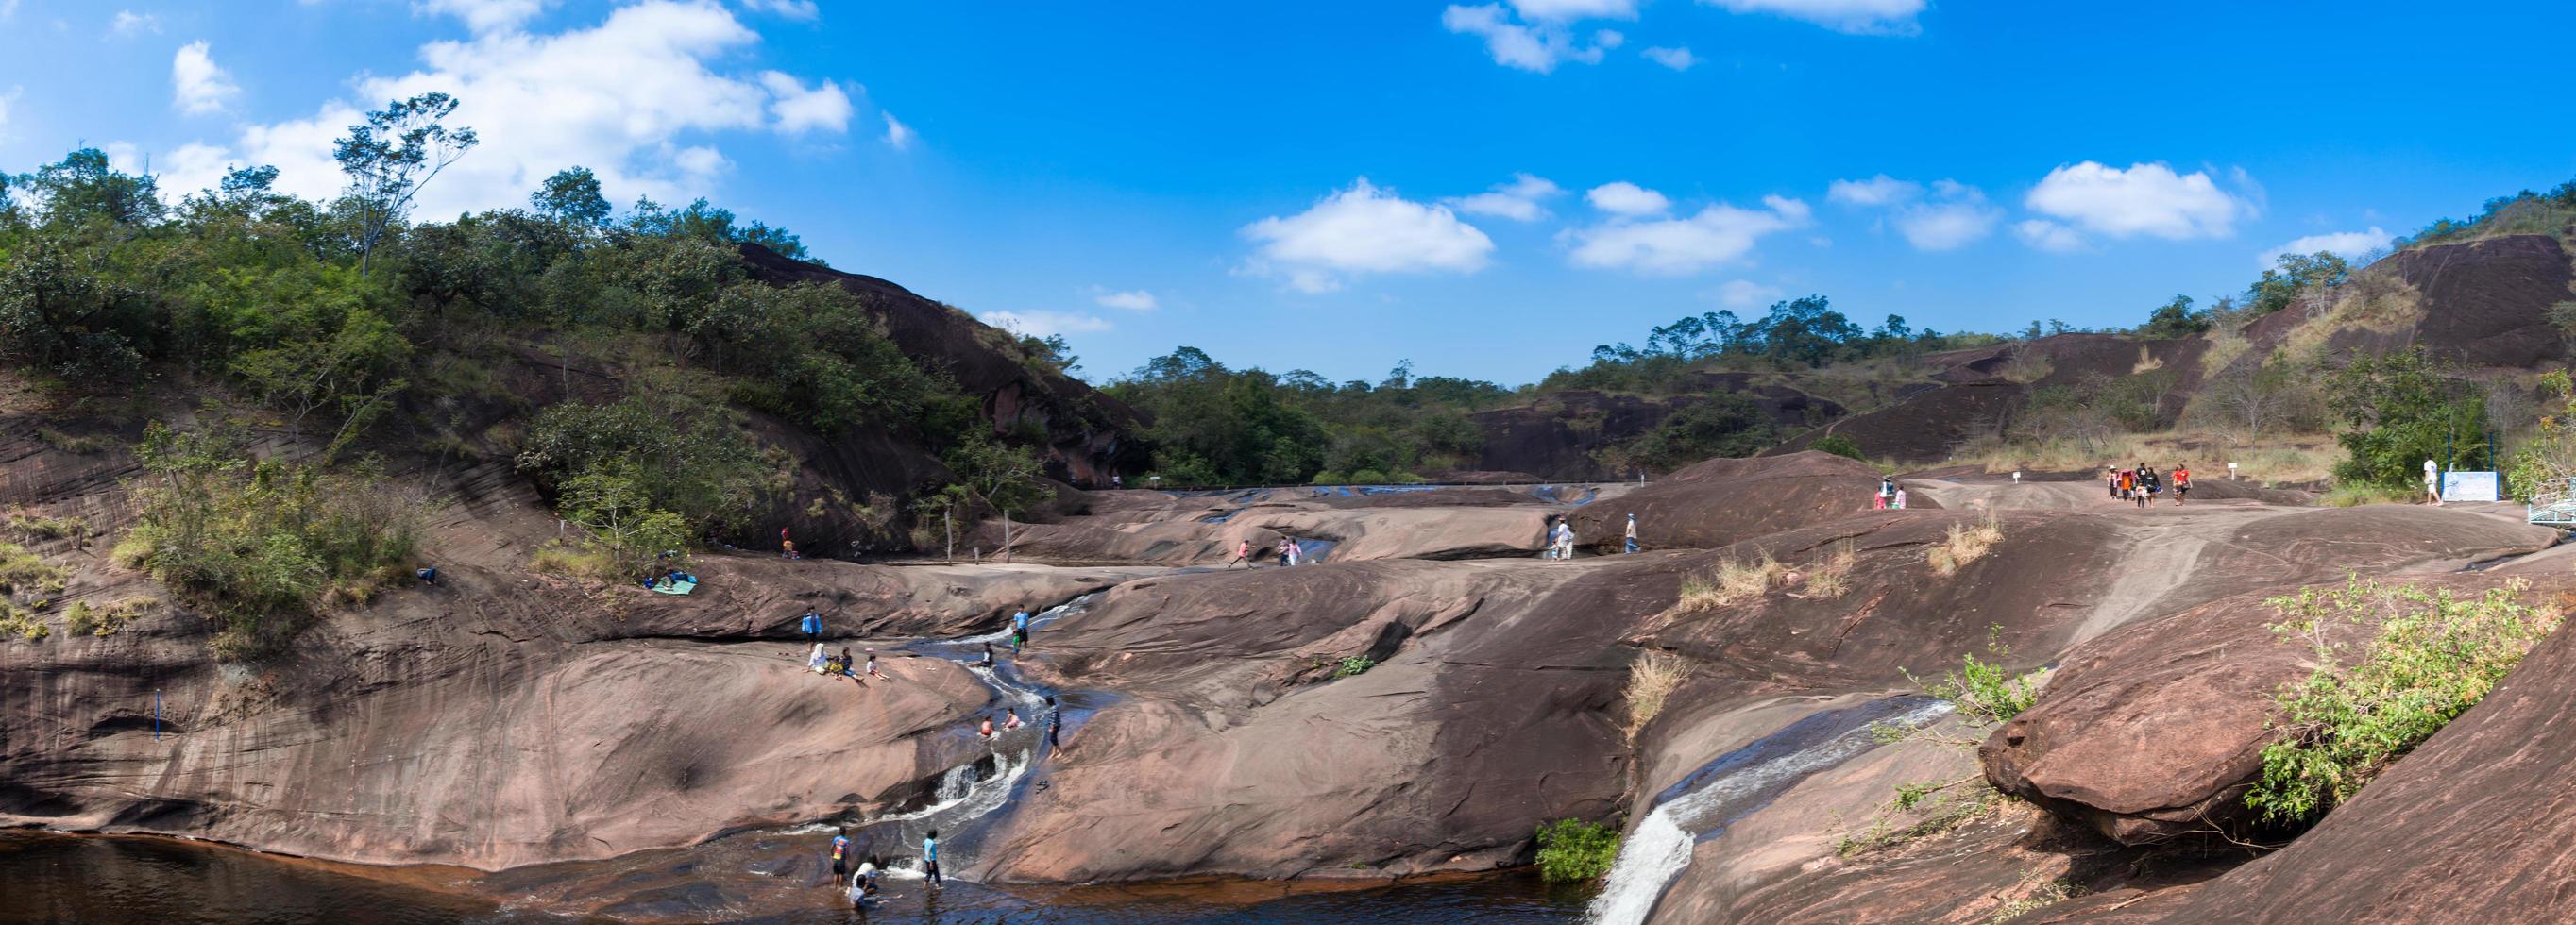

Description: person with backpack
[829,827,851,879]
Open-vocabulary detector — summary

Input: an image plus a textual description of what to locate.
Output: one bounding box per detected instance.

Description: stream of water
[1585,697,1955,925]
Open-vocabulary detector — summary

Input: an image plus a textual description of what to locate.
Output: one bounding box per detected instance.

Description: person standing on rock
[2170,463,2191,506]
[1012,609,1031,653]
[800,608,822,644]
[1624,514,1639,554]
[830,826,851,880]
[2425,458,2444,506]
[923,830,943,887]
[1045,695,1063,748]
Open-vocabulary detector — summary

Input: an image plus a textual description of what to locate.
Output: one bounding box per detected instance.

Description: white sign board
[2442,471,2500,503]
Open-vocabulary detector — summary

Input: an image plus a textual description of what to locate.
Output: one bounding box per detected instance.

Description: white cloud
[982,310,1111,338]
[2024,161,2250,243]
[759,70,851,134]
[1508,0,1638,19]
[2259,227,2391,268]
[1712,278,1784,308]
[1826,174,1920,207]
[1701,0,1924,34]
[169,1,847,211]
[1093,289,1159,311]
[1835,177,1997,251]
[1566,195,1808,275]
[1241,177,1495,293]
[882,111,916,150]
[418,0,551,33]
[1641,45,1700,70]
[1445,172,1563,221]
[171,42,242,116]
[109,9,160,35]
[738,0,818,19]
[1442,4,1618,73]
[1585,180,1669,216]
[2014,219,2088,253]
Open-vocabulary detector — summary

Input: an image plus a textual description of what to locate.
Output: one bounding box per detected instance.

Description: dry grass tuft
[1805,541,1857,598]
[1928,515,2003,577]
[1624,650,1691,737]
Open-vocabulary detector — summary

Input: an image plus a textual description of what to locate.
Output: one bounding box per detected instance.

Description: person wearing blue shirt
[800,608,822,643]
[923,829,942,887]
[1011,610,1031,653]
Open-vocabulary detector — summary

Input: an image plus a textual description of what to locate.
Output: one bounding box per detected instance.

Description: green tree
[333,92,480,276]
[2328,350,2489,489]
[0,238,157,379]
[531,166,611,228]
[20,147,162,227]
[2139,294,2209,338]
[941,435,1055,515]
[2246,252,2349,317]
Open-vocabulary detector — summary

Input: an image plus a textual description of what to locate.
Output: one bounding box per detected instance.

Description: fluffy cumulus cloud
[1566,194,1810,275]
[2259,227,2392,268]
[1701,0,1924,34]
[759,71,851,134]
[1241,178,1495,293]
[1712,278,1785,308]
[1442,4,1622,73]
[1585,180,1670,216]
[1092,289,1159,311]
[171,42,242,115]
[1641,45,1700,70]
[1445,173,1564,221]
[2023,161,2251,246]
[141,1,873,212]
[1831,176,1998,250]
[981,310,1111,338]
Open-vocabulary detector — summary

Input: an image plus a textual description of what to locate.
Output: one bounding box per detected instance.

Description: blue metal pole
[154,690,161,741]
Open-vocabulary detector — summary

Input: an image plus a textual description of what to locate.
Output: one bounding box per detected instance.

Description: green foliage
[124,423,431,656]
[333,92,480,276]
[2507,370,2576,502]
[1910,629,2041,727]
[940,433,1056,513]
[2326,349,2489,489]
[687,281,949,433]
[1551,297,2004,395]
[1596,393,1778,474]
[18,147,162,227]
[2245,251,2351,317]
[1810,433,1867,461]
[1334,655,1377,678]
[1533,818,1620,883]
[2246,578,2560,825]
[64,598,150,636]
[0,541,69,597]
[531,166,612,228]
[555,470,692,575]
[2138,294,2210,338]
[0,238,160,379]
[515,396,783,534]
[2394,179,2576,249]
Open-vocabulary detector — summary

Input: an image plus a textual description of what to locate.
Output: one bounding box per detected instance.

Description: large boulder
[1570,451,1920,552]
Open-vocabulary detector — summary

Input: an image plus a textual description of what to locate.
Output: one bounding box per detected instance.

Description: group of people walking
[2108,462,2191,507]
[1222,536,1314,567]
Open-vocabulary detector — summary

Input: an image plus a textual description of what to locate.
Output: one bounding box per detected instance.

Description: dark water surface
[0,831,1588,924]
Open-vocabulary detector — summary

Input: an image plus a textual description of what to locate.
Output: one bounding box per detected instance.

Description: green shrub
[1335,656,1376,678]
[0,602,48,640]
[0,542,69,597]
[1910,628,2041,727]
[515,395,783,534]
[1811,433,1866,461]
[2327,349,2489,490]
[2246,578,2559,825]
[1534,817,1620,883]
[124,423,432,656]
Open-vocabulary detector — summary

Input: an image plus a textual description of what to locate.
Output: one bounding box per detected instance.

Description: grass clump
[1533,817,1620,883]
[124,423,433,657]
[0,542,70,597]
[35,426,107,455]
[0,602,48,640]
[1909,631,2044,728]
[530,540,625,583]
[7,513,88,546]
[1334,655,1377,678]
[1986,875,2088,924]
[64,597,153,636]
[1926,514,2002,577]
[1834,779,2003,859]
[1840,631,2044,859]
[1802,541,1857,599]
[1622,649,1690,737]
[1671,553,1783,614]
[2246,578,2560,826]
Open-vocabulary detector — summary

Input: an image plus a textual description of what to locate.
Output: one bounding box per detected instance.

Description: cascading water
[1586,698,1956,925]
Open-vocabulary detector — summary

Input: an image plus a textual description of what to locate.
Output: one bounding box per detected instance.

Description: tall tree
[333,92,479,277]
[532,166,611,228]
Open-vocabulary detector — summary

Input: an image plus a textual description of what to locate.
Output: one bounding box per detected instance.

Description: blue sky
[4,1,2573,386]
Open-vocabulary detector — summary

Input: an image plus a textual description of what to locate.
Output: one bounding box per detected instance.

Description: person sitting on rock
[977,643,995,667]
[807,643,830,674]
[839,648,857,679]
[978,716,996,739]
[1003,708,1024,731]
[865,648,890,682]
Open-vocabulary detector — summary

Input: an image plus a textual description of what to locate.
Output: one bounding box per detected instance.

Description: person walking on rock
[2425,458,2444,506]
[2106,464,2120,500]
[1623,514,1640,554]
[2171,463,2191,506]
[1226,539,1252,568]
[923,830,943,887]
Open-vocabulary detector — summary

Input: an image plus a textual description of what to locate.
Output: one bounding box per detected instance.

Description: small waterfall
[1587,698,1955,925]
